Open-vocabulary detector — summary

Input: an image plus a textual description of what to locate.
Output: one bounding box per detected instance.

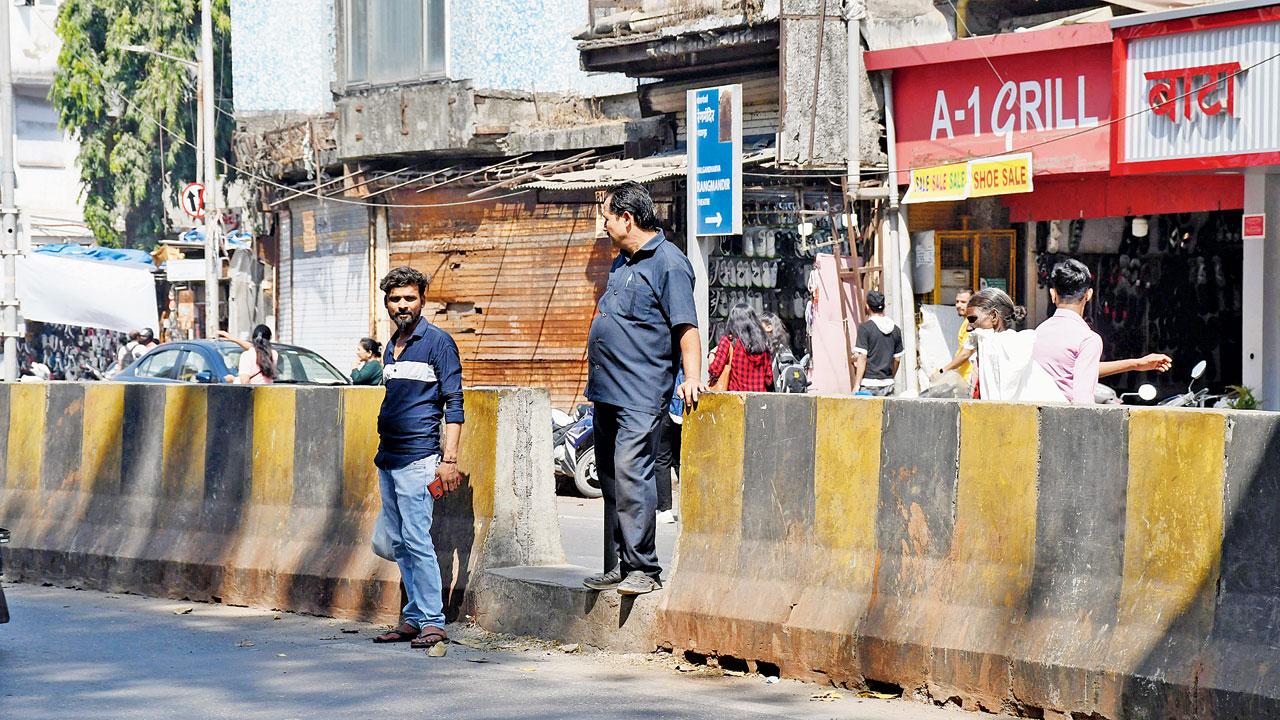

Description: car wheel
[573,445,601,499]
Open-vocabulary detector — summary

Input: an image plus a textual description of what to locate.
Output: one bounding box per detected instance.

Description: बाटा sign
[904,153,1033,204]
[687,84,742,236]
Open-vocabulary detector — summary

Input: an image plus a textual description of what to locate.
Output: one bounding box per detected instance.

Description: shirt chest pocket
[615,283,662,324]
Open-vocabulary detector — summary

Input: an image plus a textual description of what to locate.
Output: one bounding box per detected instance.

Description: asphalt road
[0,584,976,720]
[557,495,678,575]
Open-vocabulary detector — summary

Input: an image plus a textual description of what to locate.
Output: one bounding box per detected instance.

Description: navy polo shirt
[376,316,465,470]
[586,230,698,414]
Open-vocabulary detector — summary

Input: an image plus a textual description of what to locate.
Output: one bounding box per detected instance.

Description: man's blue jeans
[377,455,445,629]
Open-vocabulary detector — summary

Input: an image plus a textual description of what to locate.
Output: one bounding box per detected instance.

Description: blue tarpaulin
[33,243,154,268]
[178,227,253,250]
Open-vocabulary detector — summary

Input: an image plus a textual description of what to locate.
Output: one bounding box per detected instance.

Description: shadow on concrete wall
[0,383,489,627]
[1120,412,1280,717]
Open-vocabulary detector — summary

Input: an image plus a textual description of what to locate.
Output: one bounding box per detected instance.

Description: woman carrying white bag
[961,288,1067,404]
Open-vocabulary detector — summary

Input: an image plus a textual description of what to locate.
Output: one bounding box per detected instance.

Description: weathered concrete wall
[661,393,1280,719]
[451,0,632,96]
[336,84,630,161]
[778,0,850,166]
[230,0,336,115]
[0,384,562,624]
[778,0,949,167]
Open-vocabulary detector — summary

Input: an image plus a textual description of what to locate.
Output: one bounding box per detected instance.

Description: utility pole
[200,0,219,339]
[0,3,19,382]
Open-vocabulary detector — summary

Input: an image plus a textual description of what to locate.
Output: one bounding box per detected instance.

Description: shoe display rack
[707,186,851,358]
[1035,211,1243,389]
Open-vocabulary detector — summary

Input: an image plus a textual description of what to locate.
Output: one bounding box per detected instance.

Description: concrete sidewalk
[0,583,976,720]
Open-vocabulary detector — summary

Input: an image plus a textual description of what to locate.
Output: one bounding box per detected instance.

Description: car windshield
[216,341,348,385]
[275,347,348,385]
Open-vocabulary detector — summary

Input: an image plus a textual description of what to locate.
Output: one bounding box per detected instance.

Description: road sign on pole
[687,84,742,237]
[180,182,205,220]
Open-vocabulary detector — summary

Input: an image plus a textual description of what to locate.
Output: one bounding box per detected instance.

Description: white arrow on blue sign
[687,84,743,237]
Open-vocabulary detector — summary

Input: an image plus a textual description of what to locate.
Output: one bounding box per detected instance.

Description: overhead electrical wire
[35,9,1280,208]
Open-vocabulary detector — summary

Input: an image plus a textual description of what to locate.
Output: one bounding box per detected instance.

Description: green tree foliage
[51,0,233,248]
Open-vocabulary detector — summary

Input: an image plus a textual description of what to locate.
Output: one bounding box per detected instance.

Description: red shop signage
[866,24,1113,184]
[1112,5,1280,174]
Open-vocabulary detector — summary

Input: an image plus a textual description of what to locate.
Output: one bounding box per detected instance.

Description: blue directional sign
[687,84,742,237]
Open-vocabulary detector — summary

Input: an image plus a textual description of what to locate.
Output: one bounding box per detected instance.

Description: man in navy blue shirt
[370,266,465,651]
[584,182,705,596]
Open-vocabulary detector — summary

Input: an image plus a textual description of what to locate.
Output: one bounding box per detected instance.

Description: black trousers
[654,412,682,512]
[594,402,662,578]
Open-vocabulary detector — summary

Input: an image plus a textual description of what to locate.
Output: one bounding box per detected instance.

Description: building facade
[10,0,92,246]
[231,0,646,405]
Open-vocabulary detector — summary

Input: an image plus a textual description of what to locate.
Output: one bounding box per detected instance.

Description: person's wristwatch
[441,460,457,465]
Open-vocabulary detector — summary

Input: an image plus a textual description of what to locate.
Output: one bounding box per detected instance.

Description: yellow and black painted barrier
[661,393,1279,718]
[0,383,562,623]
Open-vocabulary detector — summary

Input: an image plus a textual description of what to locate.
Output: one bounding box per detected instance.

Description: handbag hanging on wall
[711,337,736,391]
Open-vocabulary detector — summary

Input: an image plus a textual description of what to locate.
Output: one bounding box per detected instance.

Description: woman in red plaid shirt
[709,303,774,392]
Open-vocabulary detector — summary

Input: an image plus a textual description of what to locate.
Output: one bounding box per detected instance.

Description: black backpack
[773,350,809,393]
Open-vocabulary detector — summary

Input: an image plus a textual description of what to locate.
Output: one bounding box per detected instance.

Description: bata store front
[866,21,1245,396]
[1112,2,1280,408]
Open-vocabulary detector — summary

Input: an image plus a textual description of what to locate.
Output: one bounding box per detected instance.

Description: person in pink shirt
[1034,259,1172,404]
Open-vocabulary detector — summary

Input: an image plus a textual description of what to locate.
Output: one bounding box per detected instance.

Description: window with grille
[345,0,447,87]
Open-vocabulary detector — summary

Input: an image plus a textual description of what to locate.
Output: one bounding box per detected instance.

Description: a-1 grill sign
[865,24,1115,182]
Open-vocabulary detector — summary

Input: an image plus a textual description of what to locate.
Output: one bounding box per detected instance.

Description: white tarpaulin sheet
[17,253,158,333]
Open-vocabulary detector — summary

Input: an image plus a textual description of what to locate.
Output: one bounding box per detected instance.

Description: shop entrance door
[931,230,1017,304]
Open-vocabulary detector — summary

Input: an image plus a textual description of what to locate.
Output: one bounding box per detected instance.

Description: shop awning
[520,150,775,191]
[18,252,159,333]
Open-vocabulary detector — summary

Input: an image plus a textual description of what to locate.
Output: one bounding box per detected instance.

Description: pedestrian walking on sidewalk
[369,266,465,650]
[351,337,384,385]
[708,303,774,392]
[852,291,903,396]
[583,182,704,596]
[114,331,141,373]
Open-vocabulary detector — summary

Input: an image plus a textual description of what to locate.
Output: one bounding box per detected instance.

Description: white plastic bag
[371,513,395,561]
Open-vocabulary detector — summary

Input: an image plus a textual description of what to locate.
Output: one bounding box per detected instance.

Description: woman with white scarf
[962,288,1067,403]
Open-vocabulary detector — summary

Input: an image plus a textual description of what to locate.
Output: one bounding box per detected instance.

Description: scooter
[552,405,599,498]
[1103,359,1220,408]
[1158,360,1221,408]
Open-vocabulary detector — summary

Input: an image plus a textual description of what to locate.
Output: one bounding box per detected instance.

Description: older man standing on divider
[370,266,465,652]
[584,182,705,596]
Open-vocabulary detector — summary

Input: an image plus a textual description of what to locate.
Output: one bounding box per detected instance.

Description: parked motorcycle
[552,405,599,498]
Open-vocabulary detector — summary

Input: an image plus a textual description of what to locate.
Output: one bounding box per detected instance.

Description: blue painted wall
[231,0,336,115]
[449,0,633,96]
[231,0,631,115]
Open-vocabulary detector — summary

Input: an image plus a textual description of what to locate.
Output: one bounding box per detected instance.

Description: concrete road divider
[659,394,1280,719]
[0,383,562,624]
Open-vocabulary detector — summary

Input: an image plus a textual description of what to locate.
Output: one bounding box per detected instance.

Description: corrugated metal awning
[520,150,774,191]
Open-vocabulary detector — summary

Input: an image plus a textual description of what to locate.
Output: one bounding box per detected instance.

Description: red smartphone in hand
[428,477,445,500]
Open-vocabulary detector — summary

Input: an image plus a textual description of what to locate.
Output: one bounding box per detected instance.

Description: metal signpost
[0,5,19,381]
[199,0,219,339]
[685,84,742,360]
